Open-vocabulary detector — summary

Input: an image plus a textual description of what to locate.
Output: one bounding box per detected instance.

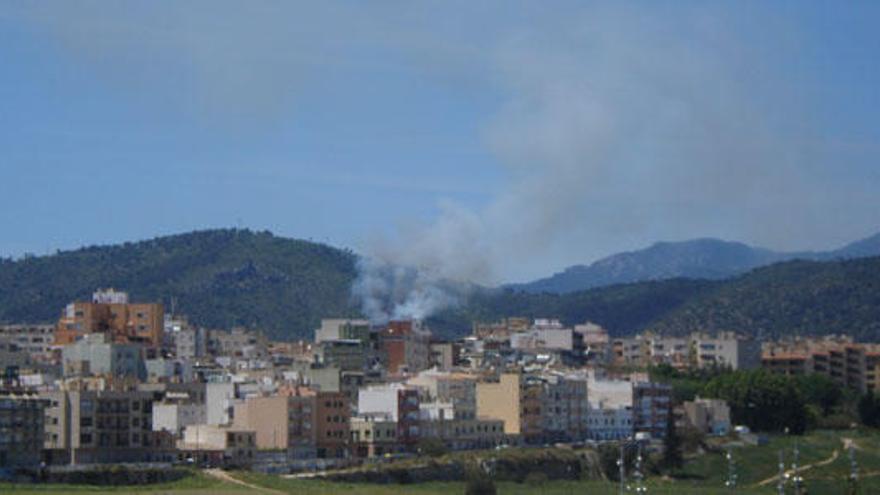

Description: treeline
[650,365,869,434]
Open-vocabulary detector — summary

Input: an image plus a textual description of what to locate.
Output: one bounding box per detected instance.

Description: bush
[523,471,549,485]
[418,437,449,458]
[465,475,497,495]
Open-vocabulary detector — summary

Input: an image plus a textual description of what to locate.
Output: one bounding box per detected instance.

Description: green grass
[0,469,247,494]
[6,430,880,494]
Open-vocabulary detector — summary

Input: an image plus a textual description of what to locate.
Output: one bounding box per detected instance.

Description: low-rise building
[350,413,402,458]
[684,398,731,436]
[179,424,255,468]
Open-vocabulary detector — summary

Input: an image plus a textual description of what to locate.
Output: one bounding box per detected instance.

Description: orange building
[55,289,164,347]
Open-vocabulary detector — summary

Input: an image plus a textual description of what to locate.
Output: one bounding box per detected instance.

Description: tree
[661,410,684,471]
[858,391,880,428]
[797,374,843,416]
[702,370,807,434]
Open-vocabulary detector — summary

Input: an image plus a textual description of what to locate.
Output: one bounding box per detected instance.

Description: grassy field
[3,430,880,494]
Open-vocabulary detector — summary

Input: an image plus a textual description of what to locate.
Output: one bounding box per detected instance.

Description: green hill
[0,229,359,340]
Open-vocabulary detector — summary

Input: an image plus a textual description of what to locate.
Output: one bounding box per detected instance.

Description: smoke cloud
[352,5,811,322]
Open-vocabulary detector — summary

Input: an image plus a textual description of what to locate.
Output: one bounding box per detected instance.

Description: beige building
[476,373,541,442]
[350,413,402,458]
[683,398,731,436]
[763,337,880,393]
[419,417,507,451]
[232,389,317,459]
[179,424,255,467]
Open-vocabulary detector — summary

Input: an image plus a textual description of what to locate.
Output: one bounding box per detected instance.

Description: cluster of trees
[651,365,860,435]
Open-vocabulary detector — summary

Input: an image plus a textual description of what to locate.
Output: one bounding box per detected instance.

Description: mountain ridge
[508,232,880,294]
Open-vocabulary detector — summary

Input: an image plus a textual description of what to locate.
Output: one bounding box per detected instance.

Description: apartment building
[358,383,420,449]
[476,373,543,443]
[42,387,173,465]
[174,327,207,359]
[612,332,760,371]
[55,289,164,346]
[536,373,590,442]
[315,391,351,458]
[407,370,478,420]
[232,389,318,459]
[586,378,634,440]
[0,389,47,468]
[763,337,880,393]
[380,320,431,374]
[207,328,268,358]
[61,333,146,380]
[0,324,55,359]
[632,381,672,440]
[152,401,206,437]
[315,319,371,344]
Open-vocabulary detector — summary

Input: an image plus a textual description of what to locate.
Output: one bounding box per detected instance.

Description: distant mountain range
[508,232,880,294]
[2,228,880,342]
[431,256,880,342]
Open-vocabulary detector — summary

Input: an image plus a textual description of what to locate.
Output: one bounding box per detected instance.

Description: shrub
[524,471,549,485]
[465,475,497,495]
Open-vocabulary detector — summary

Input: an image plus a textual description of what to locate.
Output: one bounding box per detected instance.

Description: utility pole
[725,447,738,490]
[777,450,786,495]
[792,439,803,495]
[618,441,626,495]
[849,444,859,495]
[632,443,647,493]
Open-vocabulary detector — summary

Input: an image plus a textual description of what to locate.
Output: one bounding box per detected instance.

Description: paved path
[204,468,286,494]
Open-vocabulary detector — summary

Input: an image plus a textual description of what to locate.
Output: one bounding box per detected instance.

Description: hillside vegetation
[2,230,880,342]
[435,257,880,341]
[0,229,359,340]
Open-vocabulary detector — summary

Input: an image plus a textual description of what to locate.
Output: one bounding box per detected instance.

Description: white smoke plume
[352,5,809,322]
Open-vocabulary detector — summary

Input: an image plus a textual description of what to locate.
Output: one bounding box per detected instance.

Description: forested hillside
[0,229,359,340]
[2,230,879,342]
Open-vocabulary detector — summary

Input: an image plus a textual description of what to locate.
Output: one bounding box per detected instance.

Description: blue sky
[1,2,879,282]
